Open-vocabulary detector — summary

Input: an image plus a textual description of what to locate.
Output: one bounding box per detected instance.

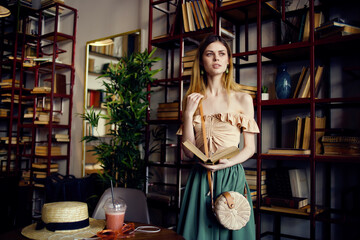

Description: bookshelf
[0,0,77,219]
[147,0,360,238]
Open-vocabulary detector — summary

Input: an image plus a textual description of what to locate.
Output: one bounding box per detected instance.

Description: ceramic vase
[275,64,291,99]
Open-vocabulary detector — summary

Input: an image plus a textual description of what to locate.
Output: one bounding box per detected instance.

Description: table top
[0,223,185,240]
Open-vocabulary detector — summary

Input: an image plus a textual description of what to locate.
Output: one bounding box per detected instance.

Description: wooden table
[0,223,185,240]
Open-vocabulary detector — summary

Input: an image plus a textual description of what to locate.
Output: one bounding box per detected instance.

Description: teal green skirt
[177,164,255,240]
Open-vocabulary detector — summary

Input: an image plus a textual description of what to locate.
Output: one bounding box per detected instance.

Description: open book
[182,140,240,164]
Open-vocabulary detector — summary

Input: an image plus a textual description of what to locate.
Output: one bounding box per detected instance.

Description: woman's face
[201,41,229,77]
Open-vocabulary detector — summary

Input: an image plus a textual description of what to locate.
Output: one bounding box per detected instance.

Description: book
[244,168,266,176]
[200,0,212,27]
[182,3,190,32]
[315,117,326,154]
[296,66,311,98]
[293,66,307,98]
[302,116,311,149]
[247,179,266,186]
[245,174,266,181]
[198,0,210,28]
[54,73,66,94]
[289,168,309,198]
[221,0,247,6]
[294,116,303,149]
[263,196,309,209]
[267,148,311,155]
[193,0,205,29]
[182,139,240,164]
[190,1,200,30]
[302,11,324,41]
[306,66,324,98]
[266,168,292,198]
[186,2,195,32]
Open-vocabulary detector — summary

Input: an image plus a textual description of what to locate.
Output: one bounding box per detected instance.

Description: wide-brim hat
[21,201,105,240]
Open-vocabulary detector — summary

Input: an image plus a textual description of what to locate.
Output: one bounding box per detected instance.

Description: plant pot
[261,93,269,100]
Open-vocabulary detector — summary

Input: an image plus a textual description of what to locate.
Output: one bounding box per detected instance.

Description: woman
[176,35,259,239]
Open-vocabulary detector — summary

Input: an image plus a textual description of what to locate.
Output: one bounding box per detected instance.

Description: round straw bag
[213,191,251,230]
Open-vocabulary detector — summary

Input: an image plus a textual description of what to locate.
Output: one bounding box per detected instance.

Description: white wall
[64,0,150,177]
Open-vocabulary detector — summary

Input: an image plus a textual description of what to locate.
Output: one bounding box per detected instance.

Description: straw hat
[21,201,105,240]
[0,5,11,18]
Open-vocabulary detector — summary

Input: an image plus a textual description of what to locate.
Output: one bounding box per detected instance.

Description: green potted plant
[81,49,161,189]
[261,85,269,100]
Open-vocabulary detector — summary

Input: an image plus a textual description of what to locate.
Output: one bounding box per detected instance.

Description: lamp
[0,5,11,18]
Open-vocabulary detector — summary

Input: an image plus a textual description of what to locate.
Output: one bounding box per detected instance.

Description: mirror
[82,29,141,176]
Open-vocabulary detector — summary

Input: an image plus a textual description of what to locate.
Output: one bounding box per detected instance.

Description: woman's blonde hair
[183,35,241,114]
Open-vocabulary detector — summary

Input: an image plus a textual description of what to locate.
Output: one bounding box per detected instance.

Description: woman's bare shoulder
[233,91,253,104]
[232,91,254,115]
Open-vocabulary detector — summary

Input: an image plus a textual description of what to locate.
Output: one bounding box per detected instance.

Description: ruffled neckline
[193,112,260,133]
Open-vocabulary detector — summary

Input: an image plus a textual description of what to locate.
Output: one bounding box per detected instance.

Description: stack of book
[1,93,20,103]
[34,112,60,124]
[0,136,17,144]
[23,107,34,119]
[264,168,309,210]
[35,146,61,156]
[52,134,70,142]
[182,49,197,76]
[31,86,51,94]
[20,136,32,144]
[156,102,179,120]
[315,19,360,39]
[238,84,257,99]
[32,162,59,188]
[0,108,9,117]
[0,79,21,88]
[321,135,360,156]
[244,168,267,202]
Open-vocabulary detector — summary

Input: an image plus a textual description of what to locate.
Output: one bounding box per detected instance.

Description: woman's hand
[184,93,204,118]
[200,158,232,172]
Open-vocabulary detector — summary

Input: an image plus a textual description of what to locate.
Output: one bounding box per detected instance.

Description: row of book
[182,0,213,33]
[263,168,310,210]
[321,135,360,156]
[87,89,107,108]
[293,65,324,99]
[245,168,310,210]
[298,10,360,42]
[266,116,325,156]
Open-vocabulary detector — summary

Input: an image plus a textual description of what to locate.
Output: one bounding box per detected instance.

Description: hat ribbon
[36,218,90,232]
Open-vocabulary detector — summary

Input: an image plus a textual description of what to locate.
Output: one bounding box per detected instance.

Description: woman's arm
[182,93,204,158]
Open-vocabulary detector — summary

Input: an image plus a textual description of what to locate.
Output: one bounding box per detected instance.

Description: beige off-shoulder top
[177,112,260,155]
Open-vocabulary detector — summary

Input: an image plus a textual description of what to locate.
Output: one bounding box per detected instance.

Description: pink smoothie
[106,212,125,231]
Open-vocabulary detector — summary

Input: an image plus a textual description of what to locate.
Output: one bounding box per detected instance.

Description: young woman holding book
[176,35,259,239]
